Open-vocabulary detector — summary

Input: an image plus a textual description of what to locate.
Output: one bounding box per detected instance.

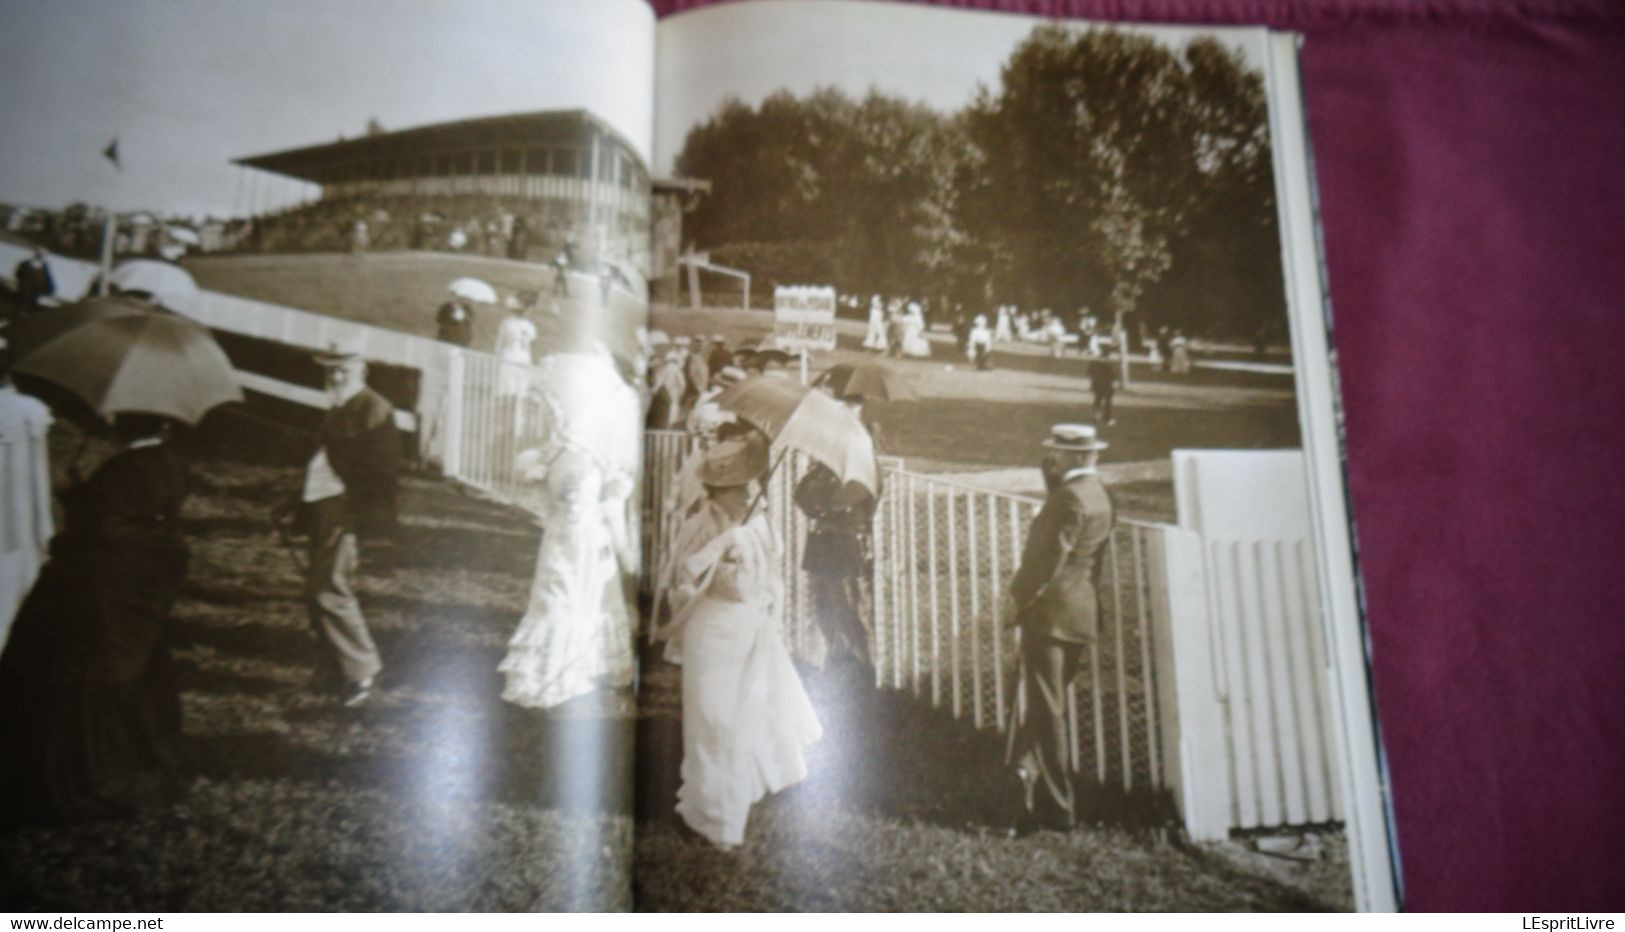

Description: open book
[0,0,1397,913]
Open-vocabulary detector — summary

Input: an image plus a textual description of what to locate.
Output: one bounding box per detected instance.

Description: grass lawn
[0,410,1351,911]
[186,251,645,371]
[633,657,1351,911]
[651,305,1303,522]
[0,414,633,911]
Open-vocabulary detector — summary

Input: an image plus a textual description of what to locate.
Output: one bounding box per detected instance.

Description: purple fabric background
[650,0,1625,911]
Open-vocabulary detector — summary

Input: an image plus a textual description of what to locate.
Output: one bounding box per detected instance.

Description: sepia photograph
[635,0,1363,912]
[0,0,654,911]
[1,0,1394,915]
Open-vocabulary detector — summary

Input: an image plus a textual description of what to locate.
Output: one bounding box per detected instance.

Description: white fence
[637,437,1343,839]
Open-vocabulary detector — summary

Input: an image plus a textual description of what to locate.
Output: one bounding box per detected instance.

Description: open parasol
[714,375,877,493]
[15,312,243,425]
[1,295,160,358]
[814,361,915,402]
[105,259,200,312]
[448,276,499,304]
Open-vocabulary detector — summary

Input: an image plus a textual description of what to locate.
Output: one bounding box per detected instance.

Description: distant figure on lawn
[1088,346,1120,426]
[862,295,888,352]
[435,296,474,347]
[0,413,191,826]
[1168,331,1193,375]
[1006,423,1114,833]
[967,314,994,371]
[299,346,401,708]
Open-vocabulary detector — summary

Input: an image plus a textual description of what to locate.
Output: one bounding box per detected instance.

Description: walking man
[1087,343,1120,425]
[301,345,401,707]
[1006,423,1114,832]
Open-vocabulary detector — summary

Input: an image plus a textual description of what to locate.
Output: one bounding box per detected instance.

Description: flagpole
[98,137,120,296]
[97,212,115,296]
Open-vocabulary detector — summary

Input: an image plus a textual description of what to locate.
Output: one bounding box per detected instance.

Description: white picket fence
[637,436,1343,839]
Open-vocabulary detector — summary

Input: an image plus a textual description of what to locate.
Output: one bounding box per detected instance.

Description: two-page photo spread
[0,0,1396,913]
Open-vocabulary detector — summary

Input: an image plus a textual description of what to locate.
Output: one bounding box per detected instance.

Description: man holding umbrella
[300,344,401,708]
[1006,423,1115,833]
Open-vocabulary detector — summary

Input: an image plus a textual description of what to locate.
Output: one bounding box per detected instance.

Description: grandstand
[232,110,658,275]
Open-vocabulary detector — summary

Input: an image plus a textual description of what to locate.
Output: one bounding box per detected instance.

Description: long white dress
[0,385,53,651]
[861,302,888,352]
[900,309,932,358]
[663,502,822,847]
[495,314,538,398]
[499,445,635,709]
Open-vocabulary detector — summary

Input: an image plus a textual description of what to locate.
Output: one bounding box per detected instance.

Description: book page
[0,0,653,912]
[641,0,1393,911]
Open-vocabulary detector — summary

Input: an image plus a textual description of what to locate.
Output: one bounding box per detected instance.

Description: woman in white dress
[657,436,821,848]
[900,301,932,359]
[495,298,538,398]
[500,352,640,710]
[861,294,888,352]
[993,304,1015,344]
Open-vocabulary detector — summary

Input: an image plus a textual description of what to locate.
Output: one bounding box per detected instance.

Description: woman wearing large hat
[655,435,822,848]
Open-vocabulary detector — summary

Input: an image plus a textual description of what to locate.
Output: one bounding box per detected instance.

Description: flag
[103,138,120,170]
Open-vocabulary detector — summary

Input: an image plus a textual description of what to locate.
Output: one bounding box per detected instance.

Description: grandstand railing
[638,430,1171,804]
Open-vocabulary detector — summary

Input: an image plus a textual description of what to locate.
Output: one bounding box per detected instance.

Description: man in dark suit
[1006,423,1114,831]
[11,247,55,315]
[301,345,401,707]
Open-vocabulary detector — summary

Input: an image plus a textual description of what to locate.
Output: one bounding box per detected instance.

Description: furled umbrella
[814,361,915,402]
[104,258,200,312]
[15,312,243,425]
[448,276,499,304]
[714,374,877,494]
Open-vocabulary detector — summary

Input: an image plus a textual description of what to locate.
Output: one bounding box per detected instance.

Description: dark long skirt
[0,549,186,828]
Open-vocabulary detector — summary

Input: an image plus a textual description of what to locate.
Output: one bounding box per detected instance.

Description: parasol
[714,375,877,493]
[1,295,159,358]
[814,361,915,402]
[16,313,244,425]
[448,276,499,304]
[163,225,201,246]
[105,259,199,312]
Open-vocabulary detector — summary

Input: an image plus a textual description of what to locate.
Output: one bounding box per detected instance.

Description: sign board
[772,285,837,353]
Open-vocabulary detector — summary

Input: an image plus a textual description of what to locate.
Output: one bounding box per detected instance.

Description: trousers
[1007,631,1084,823]
[305,501,382,685]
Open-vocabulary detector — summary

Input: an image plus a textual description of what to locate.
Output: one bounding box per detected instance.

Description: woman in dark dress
[0,413,190,826]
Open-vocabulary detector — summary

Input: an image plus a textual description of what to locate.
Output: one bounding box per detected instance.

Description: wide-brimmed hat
[699,434,769,487]
[1040,423,1109,452]
[716,365,747,386]
[314,340,365,368]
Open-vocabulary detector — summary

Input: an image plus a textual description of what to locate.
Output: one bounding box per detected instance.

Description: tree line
[674,25,1287,341]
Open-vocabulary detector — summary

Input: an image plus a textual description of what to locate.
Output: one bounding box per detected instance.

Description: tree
[673,88,965,298]
[960,26,1283,339]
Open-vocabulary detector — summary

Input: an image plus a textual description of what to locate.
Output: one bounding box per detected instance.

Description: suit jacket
[13,259,54,304]
[1010,472,1114,643]
[318,387,401,538]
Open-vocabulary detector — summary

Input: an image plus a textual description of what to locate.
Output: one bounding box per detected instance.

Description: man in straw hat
[300,343,402,708]
[1005,423,1115,832]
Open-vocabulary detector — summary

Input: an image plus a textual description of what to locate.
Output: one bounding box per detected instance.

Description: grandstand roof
[233,109,643,182]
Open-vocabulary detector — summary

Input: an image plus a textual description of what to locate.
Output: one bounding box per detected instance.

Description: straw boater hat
[699,434,769,488]
[716,365,747,387]
[314,340,365,368]
[1040,423,1109,452]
